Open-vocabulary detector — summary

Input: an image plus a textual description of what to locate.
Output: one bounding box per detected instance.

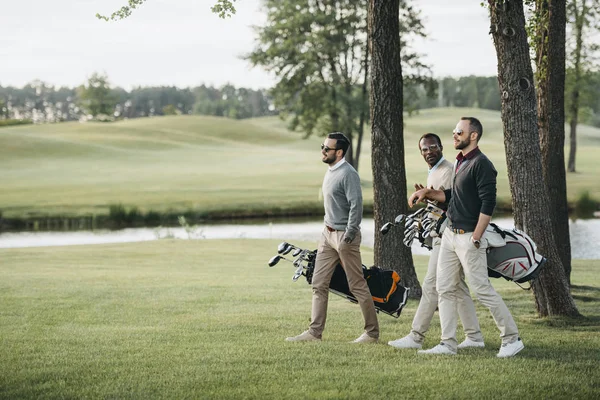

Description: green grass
[1,240,599,399]
[1,108,599,219]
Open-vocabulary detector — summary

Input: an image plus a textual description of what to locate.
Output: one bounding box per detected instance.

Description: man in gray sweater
[286,132,379,343]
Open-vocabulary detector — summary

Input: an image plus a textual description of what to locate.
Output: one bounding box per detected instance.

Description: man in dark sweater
[286,132,379,344]
[408,117,524,358]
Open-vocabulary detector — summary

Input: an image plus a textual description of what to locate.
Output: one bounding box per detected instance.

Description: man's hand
[343,232,355,244]
[414,183,425,191]
[408,188,430,208]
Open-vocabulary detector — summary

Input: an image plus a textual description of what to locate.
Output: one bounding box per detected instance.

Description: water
[1,217,599,259]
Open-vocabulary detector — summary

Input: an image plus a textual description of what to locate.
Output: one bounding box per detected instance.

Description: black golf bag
[268,243,409,318]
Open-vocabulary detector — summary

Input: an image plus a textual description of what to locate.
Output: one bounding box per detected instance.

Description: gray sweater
[322,161,363,240]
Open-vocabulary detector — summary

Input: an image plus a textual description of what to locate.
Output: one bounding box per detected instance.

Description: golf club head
[394,214,406,224]
[422,219,433,231]
[292,264,304,282]
[292,248,303,257]
[282,245,294,255]
[268,255,282,267]
[380,222,393,235]
[277,242,289,254]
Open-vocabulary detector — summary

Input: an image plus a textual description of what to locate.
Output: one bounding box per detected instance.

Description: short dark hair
[327,132,350,156]
[461,117,483,142]
[418,133,442,149]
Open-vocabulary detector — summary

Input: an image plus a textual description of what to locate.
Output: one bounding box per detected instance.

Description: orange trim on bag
[371,271,401,303]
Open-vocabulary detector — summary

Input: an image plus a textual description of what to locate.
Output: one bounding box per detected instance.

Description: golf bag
[268,243,409,318]
[381,202,547,288]
[312,257,409,318]
[485,223,547,285]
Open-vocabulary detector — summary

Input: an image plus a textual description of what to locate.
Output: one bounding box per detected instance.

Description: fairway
[1,239,599,399]
[1,108,599,219]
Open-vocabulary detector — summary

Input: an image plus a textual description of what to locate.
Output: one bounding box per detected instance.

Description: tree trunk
[355,21,371,173]
[567,0,585,173]
[489,0,579,317]
[369,0,421,297]
[535,0,571,283]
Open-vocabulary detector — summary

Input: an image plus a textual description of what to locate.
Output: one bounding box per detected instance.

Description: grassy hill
[1,108,598,221]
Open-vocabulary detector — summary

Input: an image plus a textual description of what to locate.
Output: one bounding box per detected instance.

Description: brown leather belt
[326,226,336,232]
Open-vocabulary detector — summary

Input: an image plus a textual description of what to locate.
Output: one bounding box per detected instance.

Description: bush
[0,119,33,128]
[575,191,598,218]
[144,211,162,226]
[93,114,115,122]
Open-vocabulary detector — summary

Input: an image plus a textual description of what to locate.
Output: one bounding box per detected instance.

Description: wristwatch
[473,239,481,249]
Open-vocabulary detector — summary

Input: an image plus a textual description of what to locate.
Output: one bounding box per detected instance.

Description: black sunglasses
[321,144,339,152]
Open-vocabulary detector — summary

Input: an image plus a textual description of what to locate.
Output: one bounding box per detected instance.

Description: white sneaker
[457,338,485,349]
[497,338,524,358]
[388,335,422,349]
[351,333,378,344]
[417,343,457,355]
[285,330,320,342]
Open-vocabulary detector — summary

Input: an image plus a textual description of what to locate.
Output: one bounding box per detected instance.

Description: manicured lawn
[1,108,599,219]
[1,239,598,399]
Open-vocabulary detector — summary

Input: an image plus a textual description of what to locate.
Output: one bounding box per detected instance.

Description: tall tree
[77,73,117,118]
[370,0,420,297]
[489,0,579,317]
[532,0,572,283]
[246,0,368,167]
[566,0,600,172]
[246,0,427,170]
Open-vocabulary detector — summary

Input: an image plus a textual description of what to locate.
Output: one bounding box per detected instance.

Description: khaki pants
[437,230,519,352]
[410,237,483,344]
[308,228,379,339]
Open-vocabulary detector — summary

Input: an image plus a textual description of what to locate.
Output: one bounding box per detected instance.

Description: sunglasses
[321,144,339,152]
[420,144,440,154]
[452,129,465,136]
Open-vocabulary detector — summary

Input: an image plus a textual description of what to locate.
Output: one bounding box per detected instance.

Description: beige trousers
[308,228,379,339]
[437,230,519,352]
[409,237,483,344]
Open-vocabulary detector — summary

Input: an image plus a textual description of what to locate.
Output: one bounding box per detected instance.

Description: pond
[1,217,599,259]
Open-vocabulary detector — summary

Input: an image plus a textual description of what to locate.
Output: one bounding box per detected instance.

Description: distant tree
[436,76,501,111]
[247,0,428,170]
[0,98,6,119]
[247,0,365,167]
[77,73,117,118]
[162,104,178,115]
[566,0,600,172]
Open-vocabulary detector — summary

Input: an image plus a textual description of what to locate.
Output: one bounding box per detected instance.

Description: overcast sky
[0,0,497,90]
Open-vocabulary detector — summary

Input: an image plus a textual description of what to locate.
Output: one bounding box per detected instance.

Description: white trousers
[437,230,519,352]
[410,237,483,344]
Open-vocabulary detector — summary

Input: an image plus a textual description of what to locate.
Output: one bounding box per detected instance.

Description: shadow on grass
[571,284,600,292]
[515,340,600,365]
[521,284,600,332]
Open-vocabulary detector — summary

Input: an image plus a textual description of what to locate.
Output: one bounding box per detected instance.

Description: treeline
[0,78,276,124]
[2,72,600,127]
[411,72,600,128]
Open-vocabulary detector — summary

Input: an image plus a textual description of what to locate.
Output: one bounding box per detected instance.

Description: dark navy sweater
[443,149,497,232]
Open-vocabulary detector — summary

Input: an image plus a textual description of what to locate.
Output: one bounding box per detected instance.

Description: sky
[0,0,497,90]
